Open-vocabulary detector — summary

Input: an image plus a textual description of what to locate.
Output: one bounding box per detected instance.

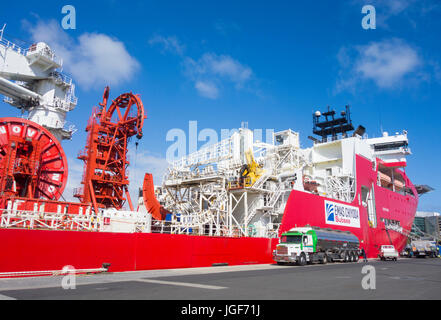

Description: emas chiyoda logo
[326,203,335,222]
[324,200,360,228]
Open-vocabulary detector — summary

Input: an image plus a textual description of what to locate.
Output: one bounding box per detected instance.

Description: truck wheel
[355,254,359,262]
[298,253,306,266]
[351,253,356,262]
[344,252,349,263]
[320,254,328,264]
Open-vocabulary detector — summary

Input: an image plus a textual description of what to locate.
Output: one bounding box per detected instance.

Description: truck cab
[273,228,314,265]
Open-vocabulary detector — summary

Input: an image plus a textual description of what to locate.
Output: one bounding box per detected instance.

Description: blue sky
[1,0,440,211]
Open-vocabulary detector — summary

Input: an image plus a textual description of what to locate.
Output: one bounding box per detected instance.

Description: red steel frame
[142,173,169,220]
[75,87,146,211]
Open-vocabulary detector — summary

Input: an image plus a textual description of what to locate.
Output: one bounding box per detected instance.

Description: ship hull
[0,229,277,274]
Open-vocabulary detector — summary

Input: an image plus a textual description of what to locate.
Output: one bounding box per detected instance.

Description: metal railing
[50,71,73,86]
[0,208,101,232]
[1,37,63,67]
[0,37,28,56]
[27,42,63,66]
[171,134,236,170]
[0,207,151,233]
[150,219,249,238]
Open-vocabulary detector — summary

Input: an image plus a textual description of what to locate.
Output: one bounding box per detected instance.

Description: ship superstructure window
[404,187,416,197]
[378,167,407,195]
[381,218,401,227]
[373,141,408,152]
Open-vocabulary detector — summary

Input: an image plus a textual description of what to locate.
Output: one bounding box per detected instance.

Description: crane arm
[0,76,42,104]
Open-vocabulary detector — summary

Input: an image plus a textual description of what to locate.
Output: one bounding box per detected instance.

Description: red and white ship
[0,36,425,276]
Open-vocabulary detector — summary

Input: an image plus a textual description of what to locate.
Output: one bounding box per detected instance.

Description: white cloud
[183,53,253,97]
[185,53,252,86]
[72,33,140,87]
[355,39,421,88]
[149,34,254,99]
[383,0,414,15]
[24,19,140,88]
[194,80,219,99]
[148,35,185,56]
[336,38,423,91]
[204,53,252,85]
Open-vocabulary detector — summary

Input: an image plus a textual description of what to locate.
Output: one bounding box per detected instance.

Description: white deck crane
[0,26,77,141]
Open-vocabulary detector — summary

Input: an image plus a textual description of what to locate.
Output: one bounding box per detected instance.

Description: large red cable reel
[0,118,68,202]
[76,87,146,211]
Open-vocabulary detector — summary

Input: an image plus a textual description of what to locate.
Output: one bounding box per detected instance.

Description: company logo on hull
[325,200,360,228]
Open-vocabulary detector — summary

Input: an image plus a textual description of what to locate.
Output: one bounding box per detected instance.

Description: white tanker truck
[273,226,361,266]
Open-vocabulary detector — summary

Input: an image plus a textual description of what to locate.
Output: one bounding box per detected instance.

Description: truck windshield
[281,235,302,244]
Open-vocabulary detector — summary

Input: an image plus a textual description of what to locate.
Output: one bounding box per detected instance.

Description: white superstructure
[0,31,77,141]
[156,121,412,238]
[156,128,303,238]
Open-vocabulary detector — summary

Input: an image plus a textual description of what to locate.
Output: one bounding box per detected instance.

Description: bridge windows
[378,167,406,194]
[381,218,401,228]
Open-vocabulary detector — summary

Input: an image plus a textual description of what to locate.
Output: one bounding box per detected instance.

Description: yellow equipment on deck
[239,149,264,187]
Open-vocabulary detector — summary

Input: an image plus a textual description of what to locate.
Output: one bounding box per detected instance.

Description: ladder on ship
[385,224,441,243]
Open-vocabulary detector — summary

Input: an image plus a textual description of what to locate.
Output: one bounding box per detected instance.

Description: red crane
[75,87,146,212]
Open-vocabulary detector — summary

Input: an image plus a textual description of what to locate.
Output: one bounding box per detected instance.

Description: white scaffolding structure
[0,200,151,233]
[157,128,306,238]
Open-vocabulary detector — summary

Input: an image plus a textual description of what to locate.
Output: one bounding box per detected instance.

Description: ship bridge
[366,131,410,168]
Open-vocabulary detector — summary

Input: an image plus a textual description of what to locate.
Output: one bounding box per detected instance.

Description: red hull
[280,155,418,258]
[0,229,277,274]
